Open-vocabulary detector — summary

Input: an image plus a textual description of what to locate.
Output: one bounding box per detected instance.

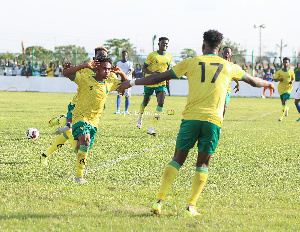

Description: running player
[115,51,134,115]
[118,29,275,216]
[137,37,172,136]
[63,57,127,184]
[273,57,295,121]
[40,46,110,165]
[222,47,240,116]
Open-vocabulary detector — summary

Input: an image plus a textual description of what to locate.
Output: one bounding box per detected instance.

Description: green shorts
[225,92,231,106]
[72,121,97,149]
[280,93,291,104]
[176,120,221,154]
[67,103,75,119]
[144,85,167,98]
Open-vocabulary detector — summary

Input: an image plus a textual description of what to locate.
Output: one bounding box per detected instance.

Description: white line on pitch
[85,140,176,174]
[222,111,277,128]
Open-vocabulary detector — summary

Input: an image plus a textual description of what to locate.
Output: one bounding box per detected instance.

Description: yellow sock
[65,129,77,152]
[280,105,287,118]
[76,145,88,178]
[45,134,68,157]
[139,103,145,117]
[157,161,180,201]
[151,106,163,127]
[59,117,67,127]
[187,167,208,206]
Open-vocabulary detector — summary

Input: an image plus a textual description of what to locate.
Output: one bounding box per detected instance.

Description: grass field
[0,92,299,231]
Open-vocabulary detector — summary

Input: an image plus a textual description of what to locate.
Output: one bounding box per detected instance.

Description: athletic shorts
[144,85,167,98]
[117,87,131,97]
[280,93,291,103]
[264,87,273,90]
[72,121,97,149]
[67,102,75,119]
[176,120,221,154]
[225,92,231,106]
[295,90,300,100]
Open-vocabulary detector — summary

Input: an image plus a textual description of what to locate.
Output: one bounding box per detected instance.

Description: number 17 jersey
[171,54,246,127]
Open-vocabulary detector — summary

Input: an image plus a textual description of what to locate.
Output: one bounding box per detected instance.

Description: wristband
[130,80,136,86]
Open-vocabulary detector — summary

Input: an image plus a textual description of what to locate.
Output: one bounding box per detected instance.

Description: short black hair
[97,57,112,65]
[122,50,128,54]
[223,46,232,51]
[283,57,290,62]
[159,37,169,42]
[203,30,223,49]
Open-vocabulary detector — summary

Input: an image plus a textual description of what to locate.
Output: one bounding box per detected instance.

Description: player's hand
[269,82,275,93]
[87,60,100,70]
[279,78,284,82]
[111,66,125,76]
[117,80,131,93]
[63,62,73,70]
[234,82,240,93]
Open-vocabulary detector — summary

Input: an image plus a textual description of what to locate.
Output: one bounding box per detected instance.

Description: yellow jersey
[273,69,295,95]
[72,70,120,127]
[144,51,172,87]
[46,66,55,77]
[171,55,246,127]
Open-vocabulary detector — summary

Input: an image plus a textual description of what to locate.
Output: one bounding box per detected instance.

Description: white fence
[0,75,299,98]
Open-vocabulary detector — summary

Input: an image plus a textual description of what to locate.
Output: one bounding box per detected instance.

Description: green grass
[0,92,299,231]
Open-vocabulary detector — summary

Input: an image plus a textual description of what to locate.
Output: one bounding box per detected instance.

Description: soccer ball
[26,128,39,139]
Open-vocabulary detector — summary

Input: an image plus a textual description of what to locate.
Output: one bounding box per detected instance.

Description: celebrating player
[137,37,172,136]
[40,46,110,165]
[273,57,295,121]
[115,51,134,115]
[118,30,275,216]
[63,57,127,183]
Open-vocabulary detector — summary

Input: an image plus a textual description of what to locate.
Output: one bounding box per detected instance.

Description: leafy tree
[54,45,89,65]
[180,48,197,60]
[104,39,136,64]
[26,46,53,64]
[0,52,17,60]
[219,38,247,63]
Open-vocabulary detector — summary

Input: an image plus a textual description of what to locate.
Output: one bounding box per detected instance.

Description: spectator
[21,65,27,76]
[261,68,273,98]
[27,62,33,77]
[46,62,55,77]
[33,62,41,76]
[54,61,61,77]
[3,66,7,76]
[16,64,22,76]
[134,64,142,79]
[40,61,47,76]
[12,63,18,76]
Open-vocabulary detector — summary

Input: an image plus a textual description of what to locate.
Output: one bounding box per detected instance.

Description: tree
[25,46,53,64]
[219,38,247,64]
[0,52,18,60]
[180,48,197,60]
[54,45,89,65]
[104,39,136,64]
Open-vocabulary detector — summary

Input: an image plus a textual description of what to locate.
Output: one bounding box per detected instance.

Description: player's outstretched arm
[63,61,99,80]
[242,73,275,92]
[117,70,175,92]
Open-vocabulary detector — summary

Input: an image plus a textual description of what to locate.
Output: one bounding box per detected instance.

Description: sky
[1,0,300,62]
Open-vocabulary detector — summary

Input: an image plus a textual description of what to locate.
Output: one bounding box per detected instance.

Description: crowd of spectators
[0,58,63,77]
